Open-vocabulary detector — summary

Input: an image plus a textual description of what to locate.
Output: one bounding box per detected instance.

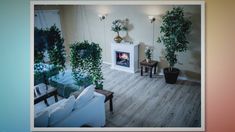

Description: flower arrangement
[111,19,125,43]
[145,47,153,62]
[111,19,123,34]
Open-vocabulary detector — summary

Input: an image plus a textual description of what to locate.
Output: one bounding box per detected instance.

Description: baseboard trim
[103,61,112,65]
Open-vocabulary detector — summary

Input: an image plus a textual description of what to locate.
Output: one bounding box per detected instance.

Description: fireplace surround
[111,42,139,73]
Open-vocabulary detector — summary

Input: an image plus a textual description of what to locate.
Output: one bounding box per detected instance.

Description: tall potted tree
[157,7,192,84]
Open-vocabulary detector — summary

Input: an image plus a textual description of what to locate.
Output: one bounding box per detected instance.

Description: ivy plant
[70,41,103,89]
[157,7,192,71]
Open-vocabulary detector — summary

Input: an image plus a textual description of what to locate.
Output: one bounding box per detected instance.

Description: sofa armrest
[94,92,105,102]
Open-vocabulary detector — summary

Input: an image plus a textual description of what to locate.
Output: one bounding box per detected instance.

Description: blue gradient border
[0,0,30,131]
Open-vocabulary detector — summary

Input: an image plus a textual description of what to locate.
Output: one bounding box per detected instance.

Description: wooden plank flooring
[102,64,201,127]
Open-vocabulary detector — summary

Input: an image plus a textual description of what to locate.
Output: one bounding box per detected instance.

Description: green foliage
[157,7,192,69]
[46,25,66,71]
[111,19,124,34]
[72,70,93,87]
[34,27,46,63]
[34,25,66,71]
[70,41,103,89]
[34,63,59,85]
[144,47,153,60]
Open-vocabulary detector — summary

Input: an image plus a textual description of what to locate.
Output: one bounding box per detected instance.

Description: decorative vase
[114,33,123,43]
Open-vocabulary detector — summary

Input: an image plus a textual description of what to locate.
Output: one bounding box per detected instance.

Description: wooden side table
[140,60,158,78]
[95,89,114,112]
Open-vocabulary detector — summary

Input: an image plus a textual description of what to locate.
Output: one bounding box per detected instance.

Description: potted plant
[144,47,153,62]
[157,7,192,84]
[111,19,124,43]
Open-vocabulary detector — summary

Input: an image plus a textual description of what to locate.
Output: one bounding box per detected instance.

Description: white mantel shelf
[111,42,139,73]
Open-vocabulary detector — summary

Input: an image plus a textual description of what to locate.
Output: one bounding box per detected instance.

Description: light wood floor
[102,64,201,127]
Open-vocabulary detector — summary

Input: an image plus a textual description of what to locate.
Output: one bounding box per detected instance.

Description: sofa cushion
[74,85,95,109]
[34,99,67,127]
[34,110,49,127]
[48,96,75,126]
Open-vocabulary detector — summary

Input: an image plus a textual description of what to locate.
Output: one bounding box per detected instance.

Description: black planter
[164,68,180,84]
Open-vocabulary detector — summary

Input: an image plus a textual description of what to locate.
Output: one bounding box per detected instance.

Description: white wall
[36,5,201,80]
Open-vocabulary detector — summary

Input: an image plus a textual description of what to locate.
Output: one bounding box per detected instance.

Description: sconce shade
[98,14,106,21]
[148,16,156,23]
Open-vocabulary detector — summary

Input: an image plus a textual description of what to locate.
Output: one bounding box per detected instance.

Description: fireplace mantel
[111,42,139,73]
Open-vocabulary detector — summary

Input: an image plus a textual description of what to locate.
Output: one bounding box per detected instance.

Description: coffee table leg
[154,65,157,74]
[150,67,153,78]
[109,98,113,112]
[141,66,143,76]
[145,67,148,72]
[44,99,49,106]
[54,95,58,102]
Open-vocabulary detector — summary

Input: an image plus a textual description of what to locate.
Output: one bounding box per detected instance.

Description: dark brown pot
[114,34,123,43]
[164,68,180,84]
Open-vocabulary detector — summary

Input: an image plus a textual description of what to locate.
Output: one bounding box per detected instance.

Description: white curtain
[34,10,62,30]
[34,10,62,63]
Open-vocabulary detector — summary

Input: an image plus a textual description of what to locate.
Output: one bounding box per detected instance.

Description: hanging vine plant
[70,41,103,89]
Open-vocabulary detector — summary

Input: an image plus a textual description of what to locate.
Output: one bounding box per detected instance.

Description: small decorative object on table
[144,46,153,63]
[111,19,124,43]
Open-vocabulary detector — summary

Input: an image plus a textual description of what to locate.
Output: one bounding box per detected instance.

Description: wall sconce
[98,14,106,21]
[148,16,156,23]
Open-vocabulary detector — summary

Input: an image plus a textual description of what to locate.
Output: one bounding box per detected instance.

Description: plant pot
[163,68,180,84]
[146,58,151,63]
[114,34,123,43]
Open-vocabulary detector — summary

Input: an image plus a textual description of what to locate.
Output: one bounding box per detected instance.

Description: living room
[33,1,203,130]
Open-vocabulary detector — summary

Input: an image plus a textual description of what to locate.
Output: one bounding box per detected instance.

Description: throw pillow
[34,110,49,127]
[48,95,75,126]
[74,85,95,109]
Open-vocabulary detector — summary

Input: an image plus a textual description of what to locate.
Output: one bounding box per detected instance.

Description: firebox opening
[116,51,130,67]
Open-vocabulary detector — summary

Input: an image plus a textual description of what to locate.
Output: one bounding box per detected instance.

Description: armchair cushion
[34,110,49,127]
[48,96,75,126]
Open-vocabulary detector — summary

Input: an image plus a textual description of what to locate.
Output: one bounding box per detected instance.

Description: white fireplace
[111,42,139,73]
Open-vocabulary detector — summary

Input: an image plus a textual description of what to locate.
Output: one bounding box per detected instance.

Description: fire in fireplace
[116,51,130,67]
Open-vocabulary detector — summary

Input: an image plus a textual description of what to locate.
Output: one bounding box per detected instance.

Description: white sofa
[34,85,106,127]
